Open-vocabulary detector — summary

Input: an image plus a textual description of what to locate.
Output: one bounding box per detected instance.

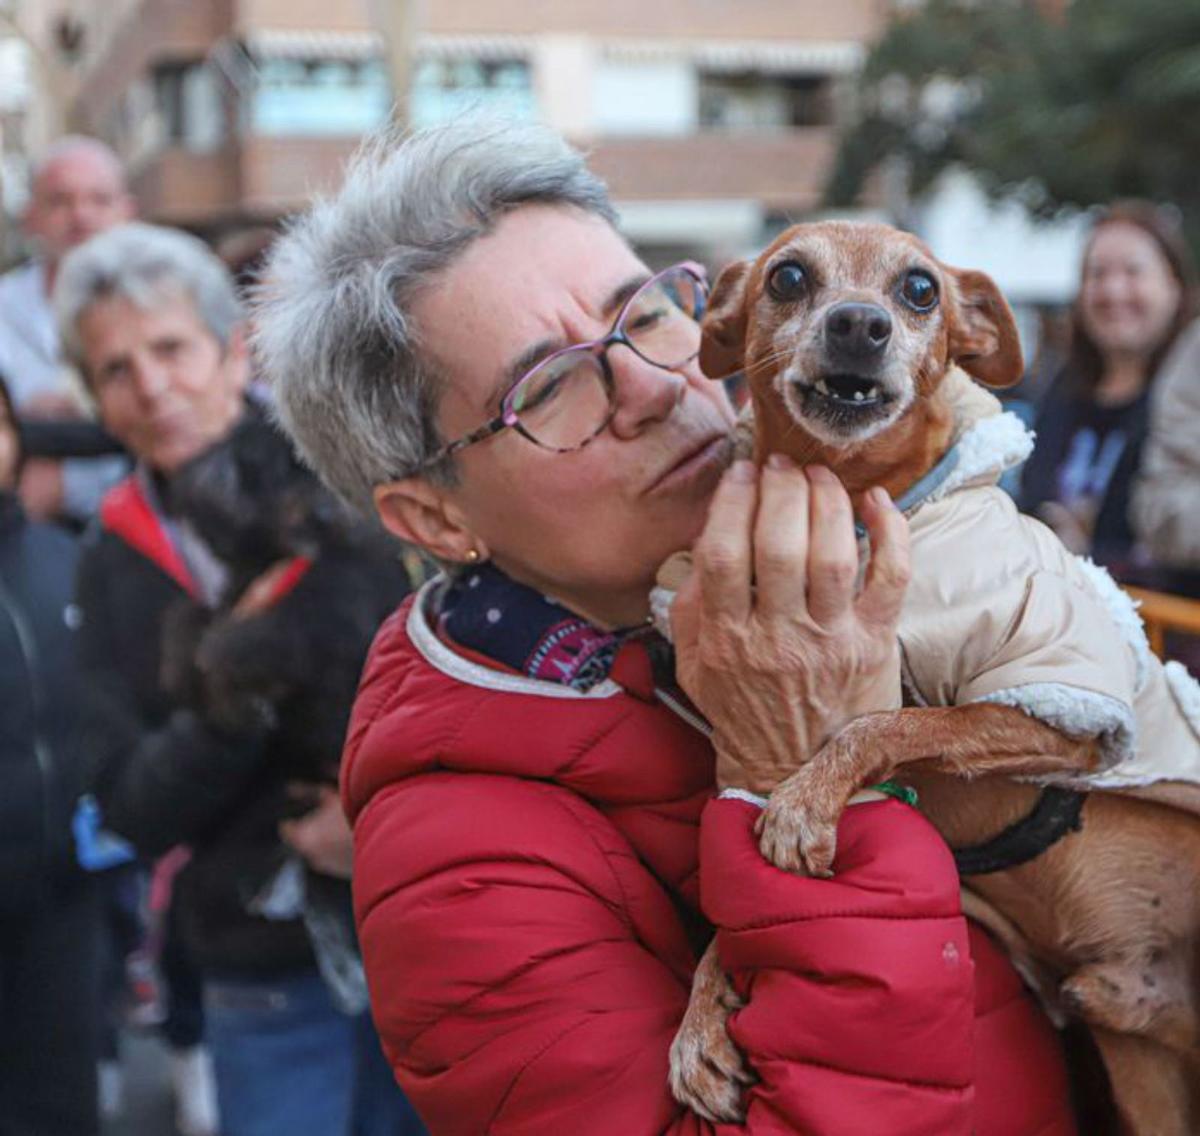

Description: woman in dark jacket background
[1020,201,1197,579]
[0,373,100,1136]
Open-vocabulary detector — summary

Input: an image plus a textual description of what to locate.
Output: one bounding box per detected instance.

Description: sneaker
[97,1059,124,1120]
[169,1046,220,1136]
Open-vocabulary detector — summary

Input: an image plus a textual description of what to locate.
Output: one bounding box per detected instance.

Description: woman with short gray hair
[63,221,425,1136]
[258,118,1076,1134]
[257,120,616,513]
[56,221,244,374]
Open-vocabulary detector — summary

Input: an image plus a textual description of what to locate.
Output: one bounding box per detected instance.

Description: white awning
[241,30,862,74]
[242,30,535,63]
[605,39,865,75]
[242,30,380,62]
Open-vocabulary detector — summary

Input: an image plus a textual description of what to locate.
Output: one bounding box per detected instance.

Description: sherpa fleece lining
[974,683,1137,777]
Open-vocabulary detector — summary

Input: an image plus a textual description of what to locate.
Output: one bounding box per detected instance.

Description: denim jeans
[352,1009,428,1136]
[205,971,426,1136]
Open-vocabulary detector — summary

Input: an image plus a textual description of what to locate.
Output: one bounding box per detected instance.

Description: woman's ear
[373,478,487,565]
[946,267,1024,389]
[699,260,752,381]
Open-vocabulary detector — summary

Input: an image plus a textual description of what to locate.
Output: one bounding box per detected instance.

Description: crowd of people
[0,138,426,1136]
[0,119,1197,1136]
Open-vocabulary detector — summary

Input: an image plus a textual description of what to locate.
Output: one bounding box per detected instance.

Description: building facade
[48,0,889,260]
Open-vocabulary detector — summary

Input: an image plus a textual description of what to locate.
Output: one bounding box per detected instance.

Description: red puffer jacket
[344,590,1077,1135]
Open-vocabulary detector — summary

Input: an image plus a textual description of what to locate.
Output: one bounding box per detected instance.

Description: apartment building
[44,0,889,260]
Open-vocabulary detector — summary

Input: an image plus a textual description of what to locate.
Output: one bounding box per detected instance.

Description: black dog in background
[158,410,414,1005]
[161,410,410,781]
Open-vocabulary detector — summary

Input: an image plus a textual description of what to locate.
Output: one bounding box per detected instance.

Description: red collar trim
[99,477,198,598]
[266,556,313,605]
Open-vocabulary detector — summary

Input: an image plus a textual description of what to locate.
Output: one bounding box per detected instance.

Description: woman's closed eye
[514,370,569,414]
[627,303,670,334]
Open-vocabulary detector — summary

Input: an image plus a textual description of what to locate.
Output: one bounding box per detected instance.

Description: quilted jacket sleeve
[352,773,986,1136]
[1131,318,1200,569]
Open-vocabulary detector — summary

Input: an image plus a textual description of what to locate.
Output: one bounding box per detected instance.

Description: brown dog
[668,222,1200,1134]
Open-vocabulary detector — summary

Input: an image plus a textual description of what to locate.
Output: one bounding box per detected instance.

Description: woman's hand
[670,456,910,795]
[279,783,354,879]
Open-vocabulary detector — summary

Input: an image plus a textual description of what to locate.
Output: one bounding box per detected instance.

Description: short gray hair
[255,117,617,514]
[55,222,244,374]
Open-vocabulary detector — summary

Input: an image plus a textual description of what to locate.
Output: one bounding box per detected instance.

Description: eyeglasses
[415,262,708,471]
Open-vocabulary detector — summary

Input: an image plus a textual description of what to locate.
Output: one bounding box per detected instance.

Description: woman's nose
[606,350,686,439]
[131,359,168,404]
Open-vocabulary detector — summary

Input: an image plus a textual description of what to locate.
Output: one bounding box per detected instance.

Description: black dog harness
[952,787,1087,876]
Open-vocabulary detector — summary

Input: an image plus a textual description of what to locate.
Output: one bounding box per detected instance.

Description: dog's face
[700,221,1023,450]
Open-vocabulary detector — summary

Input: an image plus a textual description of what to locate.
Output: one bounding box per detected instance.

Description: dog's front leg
[757,704,1102,876]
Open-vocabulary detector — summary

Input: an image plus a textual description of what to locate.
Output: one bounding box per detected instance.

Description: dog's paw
[755,767,839,877]
[669,948,753,1123]
[1061,958,1190,1044]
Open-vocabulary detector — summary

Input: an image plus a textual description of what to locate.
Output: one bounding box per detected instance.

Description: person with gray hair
[257,117,1077,1134]
[64,221,425,1136]
[0,135,134,523]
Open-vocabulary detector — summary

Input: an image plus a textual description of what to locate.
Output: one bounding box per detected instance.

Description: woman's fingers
[696,460,757,624]
[753,454,810,618]
[805,466,859,626]
[856,486,911,631]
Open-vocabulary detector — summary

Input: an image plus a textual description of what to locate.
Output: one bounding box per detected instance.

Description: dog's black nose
[825,303,892,358]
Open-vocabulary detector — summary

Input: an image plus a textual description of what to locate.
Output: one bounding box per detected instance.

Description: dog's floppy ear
[699,260,751,380]
[946,267,1024,389]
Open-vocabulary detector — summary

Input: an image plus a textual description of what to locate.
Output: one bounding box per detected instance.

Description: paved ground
[102,1033,178,1136]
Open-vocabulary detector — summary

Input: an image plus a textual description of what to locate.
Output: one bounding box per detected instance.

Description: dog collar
[854,410,1036,539]
[952,786,1086,876]
[854,444,961,539]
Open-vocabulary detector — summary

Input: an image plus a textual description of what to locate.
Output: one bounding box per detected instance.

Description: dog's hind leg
[668,941,754,1123]
[1062,952,1198,1053]
[1089,1028,1196,1136]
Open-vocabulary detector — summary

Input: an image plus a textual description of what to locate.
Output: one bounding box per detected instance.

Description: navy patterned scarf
[436,561,662,692]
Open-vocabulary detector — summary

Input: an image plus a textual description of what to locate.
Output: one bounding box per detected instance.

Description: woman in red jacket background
[256,118,1080,1135]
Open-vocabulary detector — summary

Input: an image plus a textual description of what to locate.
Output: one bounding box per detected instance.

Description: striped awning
[242,30,535,63]
[605,39,865,75]
[242,30,862,74]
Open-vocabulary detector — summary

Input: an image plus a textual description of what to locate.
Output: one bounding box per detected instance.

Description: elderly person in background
[0,136,134,523]
[257,119,1079,1135]
[57,223,424,1136]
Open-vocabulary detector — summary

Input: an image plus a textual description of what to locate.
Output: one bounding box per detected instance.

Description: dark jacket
[1019,365,1149,575]
[0,494,85,912]
[79,471,407,977]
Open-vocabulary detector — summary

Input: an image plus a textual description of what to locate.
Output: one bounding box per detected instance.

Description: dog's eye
[767,262,808,302]
[900,270,938,311]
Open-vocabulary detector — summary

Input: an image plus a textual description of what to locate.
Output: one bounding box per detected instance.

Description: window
[410,58,534,128]
[698,73,833,131]
[152,61,225,150]
[593,60,696,136]
[250,58,391,137]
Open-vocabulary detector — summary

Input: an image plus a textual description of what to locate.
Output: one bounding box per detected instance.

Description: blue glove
[72,794,136,871]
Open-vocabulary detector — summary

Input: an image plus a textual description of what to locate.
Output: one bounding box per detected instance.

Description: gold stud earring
[464,548,481,564]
